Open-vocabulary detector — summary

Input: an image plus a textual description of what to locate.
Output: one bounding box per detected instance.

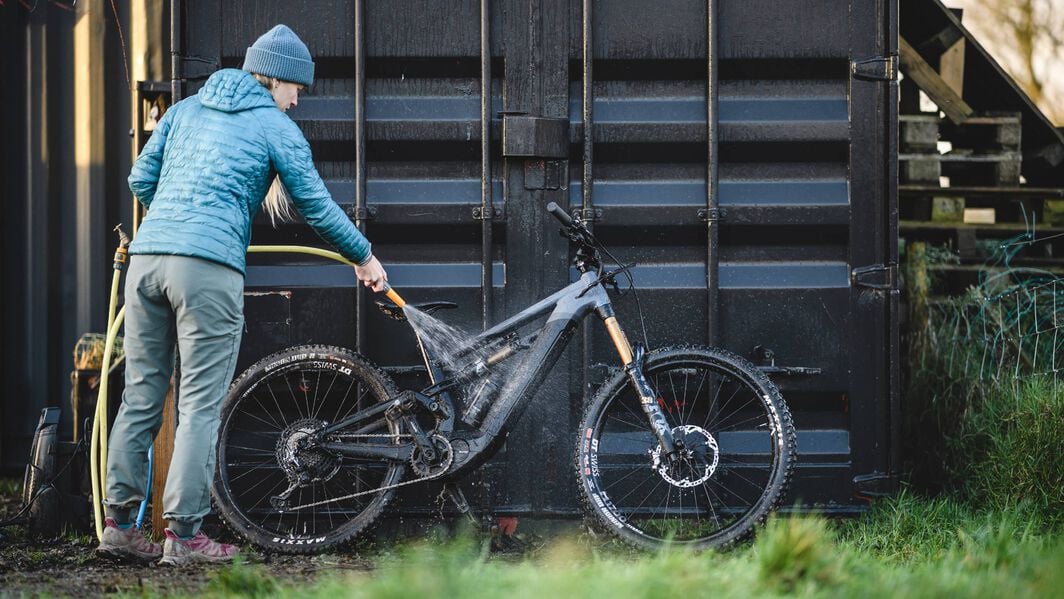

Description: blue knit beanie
[242,24,315,87]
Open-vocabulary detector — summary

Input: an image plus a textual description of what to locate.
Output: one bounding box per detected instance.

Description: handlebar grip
[546,202,575,228]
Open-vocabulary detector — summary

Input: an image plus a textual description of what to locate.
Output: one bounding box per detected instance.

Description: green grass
[952,378,1064,522]
[0,477,22,497]
[902,244,1063,526]
[190,492,1062,599]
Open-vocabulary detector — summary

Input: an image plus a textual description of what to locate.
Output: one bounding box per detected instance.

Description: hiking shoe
[96,517,162,563]
[159,528,239,566]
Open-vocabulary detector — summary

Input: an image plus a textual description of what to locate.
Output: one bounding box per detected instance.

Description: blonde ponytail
[252,72,296,227]
[263,176,296,227]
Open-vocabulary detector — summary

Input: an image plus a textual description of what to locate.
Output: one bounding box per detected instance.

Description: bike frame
[320,270,678,478]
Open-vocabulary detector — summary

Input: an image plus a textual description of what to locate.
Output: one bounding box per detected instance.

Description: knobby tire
[212,345,404,554]
[575,345,796,551]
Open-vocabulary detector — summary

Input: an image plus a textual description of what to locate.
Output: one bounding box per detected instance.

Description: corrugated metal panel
[1,2,135,471]
[173,0,898,516]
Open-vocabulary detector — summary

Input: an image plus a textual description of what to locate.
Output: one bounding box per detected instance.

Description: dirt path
[0,483,373,597]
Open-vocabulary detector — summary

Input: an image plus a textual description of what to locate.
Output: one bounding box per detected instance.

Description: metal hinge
[853,471,899,498]
[177,53,221,81]
[852,263,898,290]
[576,208,602,222]
[471,206,505,220]
[697,208,725,223]
[852,54,898,82]
[347,206,377,222]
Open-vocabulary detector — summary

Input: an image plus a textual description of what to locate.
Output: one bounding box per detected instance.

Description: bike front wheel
[575,345,796,550]
[212,345,405,554]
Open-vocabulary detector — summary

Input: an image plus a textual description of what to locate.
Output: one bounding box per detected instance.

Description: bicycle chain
[281,433,447,512]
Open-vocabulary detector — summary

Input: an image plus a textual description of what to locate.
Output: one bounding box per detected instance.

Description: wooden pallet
[899,113,1022,187]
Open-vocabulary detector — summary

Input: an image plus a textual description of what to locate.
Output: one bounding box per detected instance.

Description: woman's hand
[354,255,388,292]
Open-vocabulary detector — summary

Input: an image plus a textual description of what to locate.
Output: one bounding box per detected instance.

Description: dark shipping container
[2,0,899,520]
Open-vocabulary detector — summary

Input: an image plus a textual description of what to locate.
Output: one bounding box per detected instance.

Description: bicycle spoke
[227,459,282,483]
[283,373,305,420]
[582,351,793,547]
[266,384,292,429]
[217,349,406,550]
[311,368,324,420]
[234,409,285,433]
[248,391,286,431]
[331,374,355,424]
[602,463,646,492]
[226,444,275,456]
[681,369,707,425]
[606,412,648,431]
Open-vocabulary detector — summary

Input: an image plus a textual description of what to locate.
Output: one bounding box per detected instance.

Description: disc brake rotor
[650,425,720,488]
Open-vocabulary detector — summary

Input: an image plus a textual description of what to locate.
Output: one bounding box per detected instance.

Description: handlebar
[546,202,575,228]
[546,202,602,274]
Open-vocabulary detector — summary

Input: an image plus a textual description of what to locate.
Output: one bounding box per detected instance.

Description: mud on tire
[212,345,404,554]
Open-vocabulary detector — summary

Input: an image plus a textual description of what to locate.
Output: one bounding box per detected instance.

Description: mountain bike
[212,202,796,553]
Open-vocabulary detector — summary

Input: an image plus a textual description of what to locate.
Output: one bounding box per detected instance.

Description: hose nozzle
[112,225,131,271]
[113,224,131,249]
[383,285,406,309]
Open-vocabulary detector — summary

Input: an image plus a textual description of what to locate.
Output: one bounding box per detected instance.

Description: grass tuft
[207,556,279,598]
[953,378,1064,523]
[0,478,21,497]
[903,243,1064,527]
[755,515,843,591]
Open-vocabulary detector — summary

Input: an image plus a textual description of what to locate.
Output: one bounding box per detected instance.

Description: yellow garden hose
[246,245,405,306]
[90,305,125,540]
[90,244,406,540]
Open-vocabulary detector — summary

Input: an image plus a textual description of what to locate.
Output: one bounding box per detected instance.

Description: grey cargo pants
[104,254,244,537]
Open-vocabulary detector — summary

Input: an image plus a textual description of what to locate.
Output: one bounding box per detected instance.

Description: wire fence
[917,226,1064,389]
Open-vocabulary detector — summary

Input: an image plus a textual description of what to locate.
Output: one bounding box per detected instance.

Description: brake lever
[602,263,636,293]
[577,262,637,297]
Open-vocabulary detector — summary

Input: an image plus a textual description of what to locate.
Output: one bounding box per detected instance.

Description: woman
[96,24,386,566]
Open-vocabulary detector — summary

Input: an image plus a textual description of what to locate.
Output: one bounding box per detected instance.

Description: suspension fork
[597,305,678,455]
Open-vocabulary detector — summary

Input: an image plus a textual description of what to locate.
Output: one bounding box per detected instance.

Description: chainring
[410,434,454,478]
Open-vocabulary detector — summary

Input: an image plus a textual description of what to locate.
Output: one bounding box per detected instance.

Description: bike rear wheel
[212,345,405,554]
[576,345,796,550]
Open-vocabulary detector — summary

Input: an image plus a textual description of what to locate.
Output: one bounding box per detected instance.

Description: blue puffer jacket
[128,68,371,274]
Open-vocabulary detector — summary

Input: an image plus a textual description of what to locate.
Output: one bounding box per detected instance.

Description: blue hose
[135,445,153,529]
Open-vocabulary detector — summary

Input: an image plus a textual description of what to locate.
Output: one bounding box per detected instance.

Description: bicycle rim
[216,350,403,547]
[580,348,793,548]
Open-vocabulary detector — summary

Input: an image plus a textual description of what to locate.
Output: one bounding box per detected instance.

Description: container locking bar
[852,263,898,290]
[503,115,569,158]
[852,55,898,81]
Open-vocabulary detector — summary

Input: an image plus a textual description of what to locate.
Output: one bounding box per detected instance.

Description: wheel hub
[276,418,341,483]
[650,425,719,488]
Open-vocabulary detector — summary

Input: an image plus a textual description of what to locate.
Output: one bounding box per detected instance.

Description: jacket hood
[198,69,277,113]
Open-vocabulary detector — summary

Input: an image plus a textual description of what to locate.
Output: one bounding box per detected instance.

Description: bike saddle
[375,300,458,322]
